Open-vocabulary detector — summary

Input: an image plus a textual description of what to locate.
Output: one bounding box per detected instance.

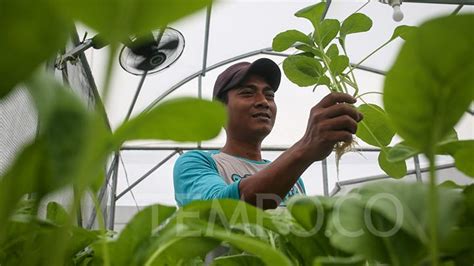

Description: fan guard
[119,27,185,75]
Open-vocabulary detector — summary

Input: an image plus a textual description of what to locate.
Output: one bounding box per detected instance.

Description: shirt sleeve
[297,178,307,195]
[173,151,241,206]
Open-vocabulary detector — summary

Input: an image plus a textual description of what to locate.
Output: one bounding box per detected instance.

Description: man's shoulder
[175,150,220,168]
[178,150,219,160]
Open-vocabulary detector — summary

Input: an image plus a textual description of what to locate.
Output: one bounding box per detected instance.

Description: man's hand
[296,92,363,162]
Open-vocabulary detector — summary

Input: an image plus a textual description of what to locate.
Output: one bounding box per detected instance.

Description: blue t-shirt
[173,150,306,206]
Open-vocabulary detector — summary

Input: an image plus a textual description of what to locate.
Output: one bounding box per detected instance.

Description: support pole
[322,159,329,196]
[414,154,423,182]
[107,152,120,230]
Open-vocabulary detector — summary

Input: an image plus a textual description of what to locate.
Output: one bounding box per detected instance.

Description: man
[174,58,362,209]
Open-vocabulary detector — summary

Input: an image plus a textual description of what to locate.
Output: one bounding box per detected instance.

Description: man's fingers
[321,130,353,143]
[323,103,362,122]
[321,115,358,134]
[317,92,356,108]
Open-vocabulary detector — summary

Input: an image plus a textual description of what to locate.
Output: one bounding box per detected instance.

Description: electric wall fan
[119,27,185,75]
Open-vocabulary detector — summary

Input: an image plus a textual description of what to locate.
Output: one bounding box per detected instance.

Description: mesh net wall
[0,87,38,175]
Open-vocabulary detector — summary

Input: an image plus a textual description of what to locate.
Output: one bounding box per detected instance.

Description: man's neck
[221,138,263,161]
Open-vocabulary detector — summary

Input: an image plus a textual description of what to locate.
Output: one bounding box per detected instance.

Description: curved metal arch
[143,49,386,112]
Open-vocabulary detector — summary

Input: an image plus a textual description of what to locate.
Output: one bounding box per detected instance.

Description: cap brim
[217,58,281,99]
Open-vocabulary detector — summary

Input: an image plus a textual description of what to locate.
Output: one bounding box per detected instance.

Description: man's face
[224,74,277,141]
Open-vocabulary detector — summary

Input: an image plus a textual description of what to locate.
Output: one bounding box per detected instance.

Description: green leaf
[383,14,474,154]
[287,196,339,257]
[434,140,474,177]
[109,204,176,266]
[390,25,418,41]
[145,235,220,266]
[454,148,474,177]
[440,227,474,258]
[296,44,323,58]
[316,19,340,48]
[294,2,327,29]
[283,55,324,87]
[0,143,42,230]
[46,202,70,226]
[340,13,372,42]
[330,55,349,75]
[26,72,112,193]
[386,142,419,163]
[378,148,407,178]
[436,139,473,177]
[58,0,212,43]
[438,180,466,190]
[190,220,293,266]
[212,254,263,266]
[146,218,293,266]
[313,255,365,266]
[113,97,226,144]
[326,44,339,60]
[356,104,395,147]
[273,30,313,52]
[1,71,111,229]
[461,184,474,227]
[436,140,473,155]
[327,181,463,265]
[0,0,71,98]
[0,217,93,265]
[315,76,331,89]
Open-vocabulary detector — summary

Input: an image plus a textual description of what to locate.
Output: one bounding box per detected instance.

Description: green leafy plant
[0,0,473,266]
[272,1,419,178]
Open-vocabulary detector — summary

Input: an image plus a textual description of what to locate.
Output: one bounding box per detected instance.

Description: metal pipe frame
[86,155,119,229]
[413,154,423,182]
[124,71,148,122]
[107,152,120,230]
[120,145,381,152]
[144,48,387,112]
[322,159,329,196]
[403,0,473,5]
[329,163,455,196]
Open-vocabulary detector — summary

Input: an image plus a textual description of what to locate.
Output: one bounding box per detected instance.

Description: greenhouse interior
[0,0,473,265]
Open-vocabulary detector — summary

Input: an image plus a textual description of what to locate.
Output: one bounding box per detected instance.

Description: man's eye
[265,92,275,98]
[240,89,254,95]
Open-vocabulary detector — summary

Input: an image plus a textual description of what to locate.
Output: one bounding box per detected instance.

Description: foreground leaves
[384,14,474,154]
[113,97,226,144]
[0,0,71,99]
[327,182,463,265]
[58,0,212,43]
[0,73,111,231]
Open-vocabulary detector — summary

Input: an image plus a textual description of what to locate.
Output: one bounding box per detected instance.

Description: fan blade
[135,58,152,71]
[127,32,156,56]
[158,39,179,50]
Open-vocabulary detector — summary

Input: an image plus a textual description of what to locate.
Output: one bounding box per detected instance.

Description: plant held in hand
[272,1,417,178]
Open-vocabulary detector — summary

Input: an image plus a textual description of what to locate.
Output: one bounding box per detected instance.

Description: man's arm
[238,92,362,209]
[174,151,240,206]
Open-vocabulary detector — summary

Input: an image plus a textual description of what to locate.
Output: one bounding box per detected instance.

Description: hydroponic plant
[272,1,418,179]
[0,0,473,266]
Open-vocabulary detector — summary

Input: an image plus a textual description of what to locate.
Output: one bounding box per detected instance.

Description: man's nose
[254,92,269,108]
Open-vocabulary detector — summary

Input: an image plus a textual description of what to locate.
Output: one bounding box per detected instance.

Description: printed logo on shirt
[231,174,252,182]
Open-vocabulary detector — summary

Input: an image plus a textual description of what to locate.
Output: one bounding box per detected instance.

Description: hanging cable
[119,153,141,211]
